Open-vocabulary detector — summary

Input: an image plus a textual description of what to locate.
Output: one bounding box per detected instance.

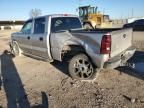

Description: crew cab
[10,14,136,80]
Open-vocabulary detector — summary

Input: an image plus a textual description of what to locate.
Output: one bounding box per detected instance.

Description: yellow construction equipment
[78,5,112,29]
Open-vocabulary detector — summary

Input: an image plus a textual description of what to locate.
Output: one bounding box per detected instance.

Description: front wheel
[69,53,96,80]
[11,42,21,56]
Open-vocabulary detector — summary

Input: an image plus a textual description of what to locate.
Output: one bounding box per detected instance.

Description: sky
[0,0,144,20]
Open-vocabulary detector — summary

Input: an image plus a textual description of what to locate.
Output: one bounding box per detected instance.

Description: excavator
[78,5,112,29]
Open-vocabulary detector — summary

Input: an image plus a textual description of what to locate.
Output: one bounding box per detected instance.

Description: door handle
[27,36,30,40]
[39,37,43,41]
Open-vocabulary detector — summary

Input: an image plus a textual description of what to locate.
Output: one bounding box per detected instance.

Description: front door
[17,20,33,54]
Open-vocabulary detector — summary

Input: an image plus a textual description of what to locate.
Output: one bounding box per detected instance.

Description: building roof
[0,20,24,26]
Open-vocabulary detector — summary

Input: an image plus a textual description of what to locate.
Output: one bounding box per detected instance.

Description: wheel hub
[74,58,93,79]
[79,64,88,73]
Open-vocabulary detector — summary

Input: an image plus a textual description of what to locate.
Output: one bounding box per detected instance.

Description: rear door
[31,17,49,58]
[110,28,133,57]
[16,20,33,54]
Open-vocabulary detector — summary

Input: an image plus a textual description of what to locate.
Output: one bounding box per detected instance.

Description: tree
[29,8,42,18]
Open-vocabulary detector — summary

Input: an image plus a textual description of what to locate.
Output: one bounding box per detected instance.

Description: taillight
[100,34,111,54]
[64,14,68,16]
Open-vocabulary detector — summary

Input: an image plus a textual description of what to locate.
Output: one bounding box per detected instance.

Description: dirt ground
[0,30,144,108]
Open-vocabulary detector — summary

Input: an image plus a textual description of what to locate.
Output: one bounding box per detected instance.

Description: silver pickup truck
[10,14,136,80]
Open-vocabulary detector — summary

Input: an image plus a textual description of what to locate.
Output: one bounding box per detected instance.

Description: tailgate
[110,28,133,57]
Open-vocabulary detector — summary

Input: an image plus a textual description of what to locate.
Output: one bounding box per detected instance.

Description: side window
[134,20,144,26]
[34,18,45,34]
[21,20,32,34]
[135,20,141,25]
[134,20,144,31]
[142,20,144,25]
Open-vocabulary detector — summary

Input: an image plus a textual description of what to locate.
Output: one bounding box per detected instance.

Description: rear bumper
[104,46,136,69]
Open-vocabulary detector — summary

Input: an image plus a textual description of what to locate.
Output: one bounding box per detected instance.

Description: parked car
[123,19,144,31]
[9,14,136,80]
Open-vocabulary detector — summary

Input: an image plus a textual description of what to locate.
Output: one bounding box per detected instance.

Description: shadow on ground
[0,51,49,108]
[51,51,144,81]
[32,92,49,108]
[117,51,144,80]
[51,60,69,76]
[0,69,2,91]
[0,51,30,108]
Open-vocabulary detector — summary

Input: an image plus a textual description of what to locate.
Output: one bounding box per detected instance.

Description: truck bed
[70,28,133,58]
[70,28,122,33]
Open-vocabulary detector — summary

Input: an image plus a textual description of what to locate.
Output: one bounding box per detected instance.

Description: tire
[69,53,95,80]
[11,42,21,56]
[83,23,93,30]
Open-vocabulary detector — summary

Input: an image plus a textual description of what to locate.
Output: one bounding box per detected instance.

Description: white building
[0,20,24,30]
[127,17,144,23]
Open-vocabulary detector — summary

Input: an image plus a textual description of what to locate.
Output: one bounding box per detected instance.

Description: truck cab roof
[28,14,78,21]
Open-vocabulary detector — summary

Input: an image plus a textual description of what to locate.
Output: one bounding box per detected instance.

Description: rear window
[51,17,82,32]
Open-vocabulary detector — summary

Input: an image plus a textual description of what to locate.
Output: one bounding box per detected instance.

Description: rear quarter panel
[50,31,109,68]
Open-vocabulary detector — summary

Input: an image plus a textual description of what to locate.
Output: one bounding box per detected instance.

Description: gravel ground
[0,30,144,108]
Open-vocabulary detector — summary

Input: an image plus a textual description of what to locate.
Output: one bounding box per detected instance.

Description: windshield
[51,17,82,32]
[88,7,95,14]
[79,7,96,17]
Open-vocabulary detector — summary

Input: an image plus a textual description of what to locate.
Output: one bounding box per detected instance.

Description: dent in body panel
[50,31,73,61]
[70,33,109,68]
[50,31,109,68]
[82,43,109,68]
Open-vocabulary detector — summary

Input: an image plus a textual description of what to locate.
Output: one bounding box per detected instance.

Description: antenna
[79,0,81,7]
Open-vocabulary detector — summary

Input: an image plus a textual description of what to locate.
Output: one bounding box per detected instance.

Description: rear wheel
[83,23,93,30]
[69,53,95,80]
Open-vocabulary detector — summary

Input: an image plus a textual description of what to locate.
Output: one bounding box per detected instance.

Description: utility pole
[131,8,134,18]
[121,12,123,19]
[103,8,105,15]
[127,13,129,19]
